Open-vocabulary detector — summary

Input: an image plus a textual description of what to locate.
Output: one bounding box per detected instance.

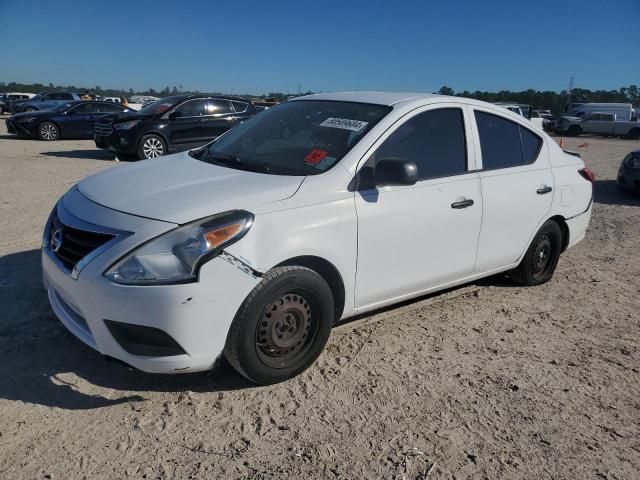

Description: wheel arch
[274,255,345,323]
[548,214,570,252]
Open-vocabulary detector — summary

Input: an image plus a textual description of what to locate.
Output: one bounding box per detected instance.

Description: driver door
[354,104,482,308]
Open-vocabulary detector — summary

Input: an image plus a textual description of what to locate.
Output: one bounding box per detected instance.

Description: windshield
[138,96,184,115]
[204,100,391,176]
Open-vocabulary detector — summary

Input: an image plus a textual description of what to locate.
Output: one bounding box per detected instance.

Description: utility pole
[567,76,575,111]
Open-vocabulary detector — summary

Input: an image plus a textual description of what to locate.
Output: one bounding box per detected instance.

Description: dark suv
[94,94,256,159]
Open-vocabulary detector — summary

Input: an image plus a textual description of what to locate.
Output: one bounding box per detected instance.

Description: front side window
[174,99,205,117]
[202,100,391,176]
[475,111,542,169]
[372,108,467,180]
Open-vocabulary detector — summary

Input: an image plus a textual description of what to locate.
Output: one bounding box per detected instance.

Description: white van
[565,103,636,121]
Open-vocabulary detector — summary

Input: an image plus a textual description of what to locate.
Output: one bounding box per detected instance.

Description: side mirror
[362,157,418,188]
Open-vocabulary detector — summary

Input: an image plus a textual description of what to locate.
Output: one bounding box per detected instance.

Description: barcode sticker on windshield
[319,117,369,132]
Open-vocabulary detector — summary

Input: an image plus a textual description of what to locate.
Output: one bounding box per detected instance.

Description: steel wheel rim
[143,137,164,158]
[41,124,57,140]
[256,292,317,368]
[531,234,552,279]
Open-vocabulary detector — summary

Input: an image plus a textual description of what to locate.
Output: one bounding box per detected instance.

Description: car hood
[77,151,305,224]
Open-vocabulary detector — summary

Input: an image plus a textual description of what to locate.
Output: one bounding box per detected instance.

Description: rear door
[471,108,553,273]
[199,99,236,140]
[354,104,483,308]
[584,113,616,135]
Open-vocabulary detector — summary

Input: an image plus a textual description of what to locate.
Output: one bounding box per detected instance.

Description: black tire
[136,134,166,159]
[510,220,563,286]
[224,266,334,385]
[566,125,581,137]
[626,128,640,140]
[38,122,59,141]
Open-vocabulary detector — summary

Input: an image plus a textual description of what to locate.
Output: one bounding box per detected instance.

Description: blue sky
[1,0,638,94]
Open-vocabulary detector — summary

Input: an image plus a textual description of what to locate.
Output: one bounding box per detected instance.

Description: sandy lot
[0,117,639,480]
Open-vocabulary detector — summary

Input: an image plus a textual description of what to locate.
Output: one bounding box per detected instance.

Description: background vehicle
[564,103,636,121]
[6,101,130,140]
[494,102,544,129]
[1,92,36,113]
[94,94,256,159]
[43,92,593,384]
[555,112,640,139]
[10,91,82,113]
[617,150,640,192]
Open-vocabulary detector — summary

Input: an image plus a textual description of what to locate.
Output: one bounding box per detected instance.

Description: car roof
[291,91,440,106]
[184,94,252,103]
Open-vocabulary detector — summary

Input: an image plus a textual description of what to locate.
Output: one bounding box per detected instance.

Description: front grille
[94,122,113,136]
[49,213,115,271]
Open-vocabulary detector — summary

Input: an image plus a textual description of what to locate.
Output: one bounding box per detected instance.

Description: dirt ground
[0,117,639,480]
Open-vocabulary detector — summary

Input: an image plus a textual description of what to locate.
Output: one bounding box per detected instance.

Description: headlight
[114,120,141,130]
[104,210,253,285]
[625,155,640,169]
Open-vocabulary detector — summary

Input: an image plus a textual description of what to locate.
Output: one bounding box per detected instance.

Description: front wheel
[38,122,59,141]
[224,266,334,385]
[626,128,640,140]
[137,134,166,159]
[510,220,563,286]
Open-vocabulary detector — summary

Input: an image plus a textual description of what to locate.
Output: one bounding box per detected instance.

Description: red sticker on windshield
[304,149,328,165]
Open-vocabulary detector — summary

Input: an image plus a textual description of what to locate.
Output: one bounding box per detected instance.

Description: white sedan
[42,92,593,384]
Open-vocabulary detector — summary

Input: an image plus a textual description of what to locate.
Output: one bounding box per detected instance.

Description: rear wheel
[137,134,166,159]
[510,220,563,286]
[38,122,59,141]
[567,125,581,137]
[224,266,334,385]
[626,128,640,140]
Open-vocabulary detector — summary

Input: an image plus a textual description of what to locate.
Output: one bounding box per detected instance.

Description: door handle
[537,186,553,195]
[451,199,474,209]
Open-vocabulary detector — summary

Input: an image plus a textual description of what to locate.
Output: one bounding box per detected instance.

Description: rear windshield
[205,100,391,175]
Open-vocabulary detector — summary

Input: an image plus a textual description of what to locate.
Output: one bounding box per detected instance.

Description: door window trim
[470,106,545,173]
[354,102,479,190]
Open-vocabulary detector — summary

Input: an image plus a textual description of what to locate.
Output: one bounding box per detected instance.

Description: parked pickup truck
[555,112,640,139]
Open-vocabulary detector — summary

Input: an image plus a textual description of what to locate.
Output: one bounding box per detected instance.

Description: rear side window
[373,108,467,180]
[70,103,100,114]
[206,99,233,115]
[475,111,542,169]
[231,101,248,113]
[99,103,125,113]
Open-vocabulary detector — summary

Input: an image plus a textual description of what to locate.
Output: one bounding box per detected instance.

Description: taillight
[578,167,595,183]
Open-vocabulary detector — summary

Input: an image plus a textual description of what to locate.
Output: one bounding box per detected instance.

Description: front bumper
[5,119,37,136]
[94,130,138,155]
[617,166,640,191]
[42,189,261,373]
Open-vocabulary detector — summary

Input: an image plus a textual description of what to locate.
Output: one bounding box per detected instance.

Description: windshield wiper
[207,152,272,174]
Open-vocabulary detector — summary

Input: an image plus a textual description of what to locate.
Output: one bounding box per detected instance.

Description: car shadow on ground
[0,249,255,410]
[40,149,117,161]
[593,179,640,206]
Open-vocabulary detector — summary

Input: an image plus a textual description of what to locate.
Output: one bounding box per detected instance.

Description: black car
[94,94,257,159]
[6,101,130,140]
[617,150,640,193]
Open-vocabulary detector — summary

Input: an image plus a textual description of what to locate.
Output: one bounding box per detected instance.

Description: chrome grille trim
[43,194,132,279]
